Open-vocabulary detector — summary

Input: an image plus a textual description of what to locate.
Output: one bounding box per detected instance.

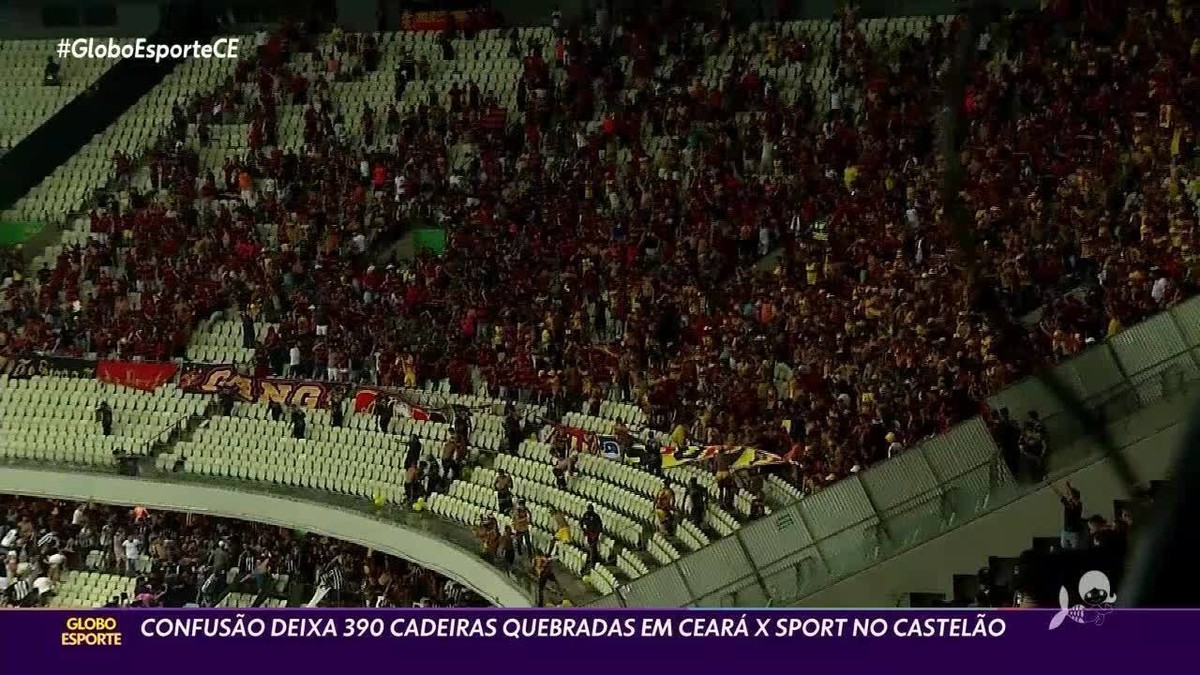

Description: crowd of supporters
[0,495,484,608]
[0,0,1198,495]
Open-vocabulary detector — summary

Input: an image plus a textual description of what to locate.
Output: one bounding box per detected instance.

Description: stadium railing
[585,295,1200,607]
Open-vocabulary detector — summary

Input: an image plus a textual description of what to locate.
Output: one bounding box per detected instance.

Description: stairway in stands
[908,480,1168,608]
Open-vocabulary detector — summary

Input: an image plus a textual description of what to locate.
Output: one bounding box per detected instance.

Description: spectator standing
[552,451,571,490]
[580,505,602,570]
[404,463,420,504]
[504,410,523,455]
[1087,515,1123,579]
[219,384,236,416]
[642,445,663,476]
[655,485,676,535]
[198,569,220,606]
[241,555,274,594]
[95,401,113,437]
[716,465,735,510]
[421,460,438,498]
[475,514,499,558]
[288,344,302,378]
[494,469,513,515]
[1052,483,1085,550]
[8,574,32,606]
[511,501,531,557]
[749,494,766,520]
[209,540,230,576]
[240,311,256,349]
[404,433,421,469]
[994,409,1022,479]
[532,549,554,607]
[686,478,707,526]
[440,440,461,484]
[377,395,394,433]
[121,535,141,575]
[551,509,570,549]
[330,395,344,428]
[290,407,307,440]
[497,527,515,567]
[1020,421,1047,482]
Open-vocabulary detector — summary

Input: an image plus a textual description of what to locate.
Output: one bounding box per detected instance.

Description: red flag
[559,426,596,453]
[97,360,178,392]
[396,402,431,421]
[354,389,378,413]
[353,388,430,420]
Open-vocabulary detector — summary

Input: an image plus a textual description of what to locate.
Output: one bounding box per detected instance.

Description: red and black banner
[97,360,178,392]
[178,364,332,410]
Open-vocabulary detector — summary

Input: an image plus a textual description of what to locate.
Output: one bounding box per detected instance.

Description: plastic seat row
[0,38,122,152]
[41,570,137,608]
[159,441,408,505]
[426,491,618,588]
[219,592,286,608]
[442,478,618,561]
[468,466,641,547]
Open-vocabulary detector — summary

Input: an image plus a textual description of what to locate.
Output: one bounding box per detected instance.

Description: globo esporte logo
[61,615,123,646]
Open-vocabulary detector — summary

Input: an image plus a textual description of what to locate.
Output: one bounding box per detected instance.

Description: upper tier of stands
[1,35,242,225]
[0,39,121,157]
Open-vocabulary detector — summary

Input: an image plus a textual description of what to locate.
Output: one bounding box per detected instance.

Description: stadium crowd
[0,0,1197,497]
[0,495,485,608]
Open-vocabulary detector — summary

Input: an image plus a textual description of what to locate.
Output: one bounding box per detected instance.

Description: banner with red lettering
[400,9,495,32]
[97,360,178,392]
[178,364,332,409]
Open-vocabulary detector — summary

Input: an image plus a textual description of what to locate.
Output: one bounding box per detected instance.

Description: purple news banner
[0,608,1185,672]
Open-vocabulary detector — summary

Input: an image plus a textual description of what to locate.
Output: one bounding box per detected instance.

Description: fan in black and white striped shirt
[7,578,33,607]
[37,532,60,552]
[239,548,258,575]
[319,565,346,593]
[280,551,300,577]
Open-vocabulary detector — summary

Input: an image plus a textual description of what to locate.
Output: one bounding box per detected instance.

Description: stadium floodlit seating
[42,570,137,608]
[186,318,278,365]
[3,36,248,237]
[3,1,1197,606]
[0,375,208,466]
[0,40,121,155]
[158,400,460,502]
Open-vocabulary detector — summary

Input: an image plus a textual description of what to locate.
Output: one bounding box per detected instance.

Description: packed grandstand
[0,494,487,608]
[0,0,1197,608]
